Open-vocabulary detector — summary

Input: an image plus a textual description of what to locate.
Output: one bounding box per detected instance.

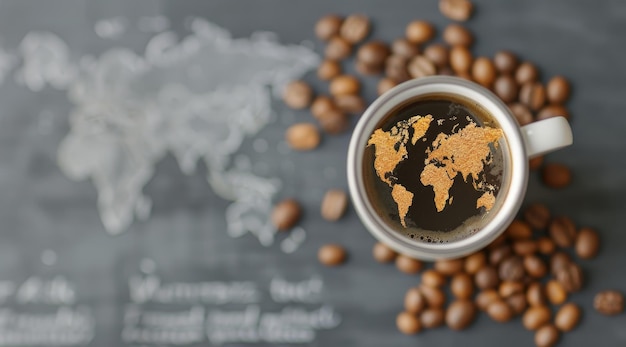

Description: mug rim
[346,76,529,260]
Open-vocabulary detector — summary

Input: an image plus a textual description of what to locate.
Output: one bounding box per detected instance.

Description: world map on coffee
[367,114,503,228]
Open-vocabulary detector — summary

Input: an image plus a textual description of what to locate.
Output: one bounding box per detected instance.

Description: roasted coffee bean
[340,14,370,44]
[488,233,508,249]
[499,281,524,298]
[318,244,347,266]
[549,217,577,248]
[475,266,499,290]
[464,252,486,275]
[406,20,435,44]
[537,237,556,255]
[472,57,496,87]
[357,41,390,67]
[487,300,513,322]
[385,55,410,82]
[556,262,584,292]
[513,240,538,255]
[489,244,512,266]
[506,220,533,239]
[524,203,551,230]
[499,256,525,282]
[523,305,552,330]
[408,55,437,78]
[546,75,570,104]
[494,75,519,103]
[396,255,423,274]
[550,252,572,275]
[438,67,455,76]
[315,15,343,41]
[451,273,474,299]
[377,77,397,95]
[555,302,581,332]
[524,254,548,278]
[594,290,624,315]
[396,311,421,334]
[535,325,560,347]
[494,50,518,74]
[317,59,342,80]
[391,38,419,58]
[311,96,337,120]
[320,189,348,221]
[423,44,449,68]
[286,123,321,150]
[330,75,360,96]
[519,82,546,111]
[527,282,547,307]
[434,258,464,276]
[575,227,600,259]
[373,242,397,263]
[546,279,568,305]
[334,94,365,114]
[325,36,352,60]
[543,163,572,189]
[476,289,500,311]
[443,24,473,47]
[404,287,426,313]
[420,308,445,328]
[439,0,474,21]
[419,284,446,308]
[529,156,544,171]
[509,102,534,126]
[356,60,382,76]
[318,109,349,134]
[445,300,476,330]
[507,293,528,316]
[283,80,313,109]
[537,104,570,121]
[449,45,473,73]
[422,269,447,288]
[271,199,301,230]
[516,62,539,84]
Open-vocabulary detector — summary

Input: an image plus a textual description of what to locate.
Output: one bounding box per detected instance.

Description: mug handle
[520,116,573,158]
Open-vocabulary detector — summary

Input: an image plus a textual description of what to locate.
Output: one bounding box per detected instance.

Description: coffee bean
[286,123,320,150]
[537,104,570,121]
[489,244,512,266]
[443,24,473,47]
[404,287,426,314]
[513,240,538,255]
[537,237,556,255]
[439,0,474,21]
[422,269,447,288]
[271,199,301,230]
[406,20,435,44]
[524,254,548,278]
[494,75,519,103]
[283,81,313,109]
[445,300,476,330]
[471,57,496,87]
[434,258,464,276]
[438,67,455,76]
[396,311,421,334]
[315,15,343,41]
[356,60,382,76]
[318,244,347,266]
[546,279,568,305]
[385,55,410,82]
[550,252,572,275]
[451,273,474,300]
[535,325,560,347]
[546,76,570,104]
[318,109,349,134]
[488,233,508,249]
[506,220,533,239]
[475,266,500,290]
[420,307,445,328]
[522,305,552,330]
[494,50,519,74]
[419,284,446,308]
[320,189,348,221]
[515,62,539,84]
[524,203,551,230]
[408,55,437,78]
[325,36,352,60]
[423,44,449,68]
[575,227,600,259]
[543,163,572,189]
[519,82,546,111]
[334,94,365,114]
[464,251,486,274]
[357,41,390,67]
[549,216,577,248]
[330,75,360,96]
[527,282,547,307]
[311,96,337,120]
[509,103,534,126]
[499,256,525,282]
[340,14,370,44]
[554,302,581,332]
[594,290,624,315]
[449,45,473,73]
[317,59,342,80]
[476,289,501,311]
[391,38,419,58]
[499,281,524,298]
[396,254,423,274]
[487,300,513,322]
[377,77,397,95]
[507,292,528,316]
[556,262,584,292]
[373,242,397,263]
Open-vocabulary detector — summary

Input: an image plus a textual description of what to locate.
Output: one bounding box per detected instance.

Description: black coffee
[363,93,507,243]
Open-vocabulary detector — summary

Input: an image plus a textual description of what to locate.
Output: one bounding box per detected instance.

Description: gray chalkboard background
[0,0,625,346]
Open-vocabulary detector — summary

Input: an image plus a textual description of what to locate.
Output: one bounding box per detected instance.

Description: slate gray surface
[0,0,625,346]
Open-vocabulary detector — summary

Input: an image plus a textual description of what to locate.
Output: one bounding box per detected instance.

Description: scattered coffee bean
[506,220,533,239]
[519,81,546,111]
[385,55,410,82]
[594,290,624,316]
[408,55,437,78]
[391,38,419,58]
[489,233,508,249]
[513,239,538,255]
[527,282,547,307]
[443,24,473,47]
[419,284,446,308]
[475,266,500,290]
[406,20,435,44]
[373,242,397,263]
[422,269,447,288]
[507,292,528,316]
[423,44,449,68]
[377,77,398,95]
[546,279,568,305]
[357,41,390,67]
[449,45,473,73]
[575,227,600,259]
[397,311,421,334]
[325,36,352,60]
[330,75,360,96]
[320,189,348,221]
[487,300,513,322]
[494,50,518,74]
[524,203,551,230]
[489,244,512,265]
[446,300,476,330]
[509,102,534,126]
[464,251,486,275]
[286,123,321,150]
[317,59,342,80]
[434,258,464,276]
[476,289,501,311]
[318,244,347,266]
[536,104,570,121]
[439,0,474,22]
[554,302,581,332]
[515,62,539,84]
[340,14,370,44]
[271,198,301,230]
[494,75,519,103]
[524,254,548,278]
[499,280,524,298]
[356,59,382,76]
[522,305,552,330]
[546,75,570,104]
[543,163,572,189]
[318,109,349,134]
[420,307,445,328]
[315,14,343,41]
[550,252,572,275]
[310,95,336,120]
[472,57,497,87]
[535,324,560,347]
[283,80,313,109]
[438,67,455,76]
[334,94,365,114]
[499,256,525,282]
[396,254,423,274]
[537,237,556,255]
[531,156,543,171]
[404,287,426,314]
[451,273,474,300]
[549,216,577,248]
[556,262,584,292]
